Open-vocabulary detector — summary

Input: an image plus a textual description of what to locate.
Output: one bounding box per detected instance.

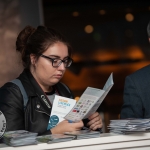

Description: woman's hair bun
[16,25,36,53]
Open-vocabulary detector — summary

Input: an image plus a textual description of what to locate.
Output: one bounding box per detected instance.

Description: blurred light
[84,25,94,33]
[99,10,106,15]
[125,46,144,59]
[125,13,134,22]
[91,50,120,62]
[72,11,79,17]
[148,6,150,10]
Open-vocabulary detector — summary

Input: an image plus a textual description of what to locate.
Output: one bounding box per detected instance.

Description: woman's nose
[58,62,65,70]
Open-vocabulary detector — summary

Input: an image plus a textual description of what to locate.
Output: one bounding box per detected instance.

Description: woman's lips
[53,74,62,79]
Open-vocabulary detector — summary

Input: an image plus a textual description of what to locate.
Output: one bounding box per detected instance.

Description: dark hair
[147,21,150,38]
[16,25,72,68]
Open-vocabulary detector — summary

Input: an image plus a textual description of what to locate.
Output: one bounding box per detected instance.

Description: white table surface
[1,132,150,150]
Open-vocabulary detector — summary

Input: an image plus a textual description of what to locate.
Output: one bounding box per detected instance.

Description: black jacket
[0,69,74,135]
[120,65,150,119]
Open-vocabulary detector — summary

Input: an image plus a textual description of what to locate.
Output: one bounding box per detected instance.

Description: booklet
[47,95,76,130]
[108,118,150,134]
[3,130,38,147]
[64,73,114,122]
[47,73,113,129]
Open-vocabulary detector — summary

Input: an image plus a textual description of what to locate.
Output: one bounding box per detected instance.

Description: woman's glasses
[40,54,73,68]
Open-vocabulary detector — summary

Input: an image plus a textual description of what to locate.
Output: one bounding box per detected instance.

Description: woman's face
[30,42,69,91]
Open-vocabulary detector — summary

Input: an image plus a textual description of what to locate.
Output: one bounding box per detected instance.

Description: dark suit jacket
[120,65,150,119]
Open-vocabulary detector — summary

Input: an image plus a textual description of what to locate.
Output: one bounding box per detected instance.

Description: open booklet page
[47,95,76,130]
[64,73,114,122]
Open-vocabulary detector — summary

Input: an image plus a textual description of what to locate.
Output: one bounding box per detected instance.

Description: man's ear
[149,38,150,43]
[30,54,37,65]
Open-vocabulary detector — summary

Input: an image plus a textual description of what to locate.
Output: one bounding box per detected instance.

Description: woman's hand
[87,112,103,130]
[51,120,84,134]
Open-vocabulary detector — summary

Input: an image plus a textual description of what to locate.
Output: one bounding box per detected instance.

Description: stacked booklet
[3,130,38,147]
[108,119,150,134]
[47,73,114,130]
[64,130,100,140]
[36,134,75,143]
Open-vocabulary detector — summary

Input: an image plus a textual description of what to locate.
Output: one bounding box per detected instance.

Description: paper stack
[64,130,100,140]
[36,134,75,143]
[3,130,38,147]
[108,119,150,134]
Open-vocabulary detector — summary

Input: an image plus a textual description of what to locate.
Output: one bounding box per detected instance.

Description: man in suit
[120,21,150,119]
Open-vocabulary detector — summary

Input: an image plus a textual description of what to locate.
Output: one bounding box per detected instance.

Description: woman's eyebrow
[48,55,69,59]
[48,55,60,58]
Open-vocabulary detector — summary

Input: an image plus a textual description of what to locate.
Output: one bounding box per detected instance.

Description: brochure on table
[64,130,100,139]
[47,72,114,129]
[36,134,75,143]
[108,118,150,134]
[3,130,38,147]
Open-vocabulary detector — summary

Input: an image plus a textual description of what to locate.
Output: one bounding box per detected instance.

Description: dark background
[42,0,150,132]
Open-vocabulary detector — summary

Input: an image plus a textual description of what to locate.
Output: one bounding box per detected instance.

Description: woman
[0,26,102,135]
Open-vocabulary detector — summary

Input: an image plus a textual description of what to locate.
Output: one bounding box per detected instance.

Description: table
[1,132,150,150]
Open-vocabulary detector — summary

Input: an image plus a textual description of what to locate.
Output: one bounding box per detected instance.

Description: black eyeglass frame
[40,54,73,68]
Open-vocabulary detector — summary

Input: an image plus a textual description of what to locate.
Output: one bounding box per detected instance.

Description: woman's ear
[30,54,37,65]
